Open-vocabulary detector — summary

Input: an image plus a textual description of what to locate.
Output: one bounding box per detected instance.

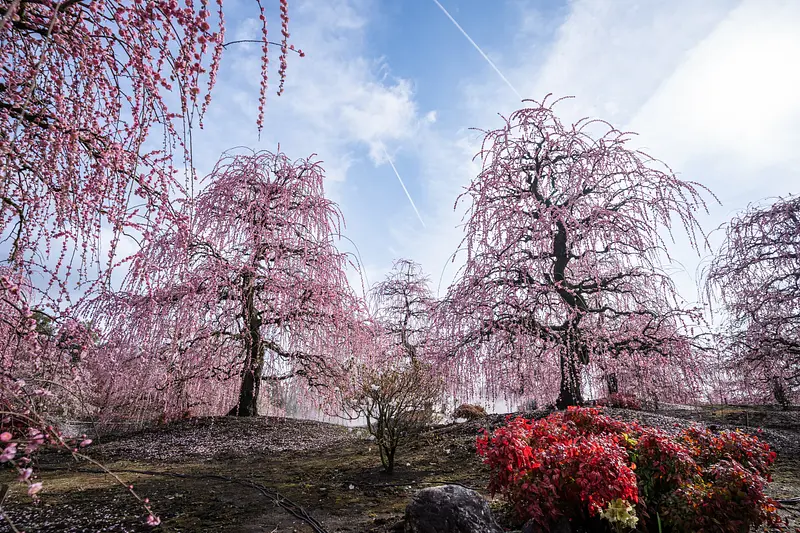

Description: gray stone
[404,484,503,533]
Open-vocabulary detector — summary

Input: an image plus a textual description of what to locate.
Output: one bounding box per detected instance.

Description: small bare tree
[340,359,443,473]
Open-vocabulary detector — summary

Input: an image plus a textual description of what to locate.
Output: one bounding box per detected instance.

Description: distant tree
[89,150,363,418]
[371,259,436,364]
[706,196,800,407]
[442,96,713,408]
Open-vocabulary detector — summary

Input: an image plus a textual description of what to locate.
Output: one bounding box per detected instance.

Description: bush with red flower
[662,460,782,532]
[477,407,785,532]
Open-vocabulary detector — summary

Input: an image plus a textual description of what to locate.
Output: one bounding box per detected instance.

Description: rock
[404,484,503,533]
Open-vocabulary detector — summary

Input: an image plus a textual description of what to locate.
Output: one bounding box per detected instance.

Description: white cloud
[629,0,800,174]
[199,0,429,187]
[479,0,737,125]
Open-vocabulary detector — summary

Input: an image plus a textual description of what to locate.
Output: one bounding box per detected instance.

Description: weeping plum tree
[91,150,362,417]
[442,96,713,408]
[371,259,437,365]
[0,0,300,421]
[0,0,299,287]
[706,196,800,406]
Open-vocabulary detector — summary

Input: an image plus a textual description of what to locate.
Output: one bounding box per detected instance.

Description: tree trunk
[379,443,396,474]
[229,362,263,416]
[228,274,264,417]
[552,222,588,409]
[386,445,395,474]
[772,376,789,411]
[556,353,583,408]
[605,373,619,395]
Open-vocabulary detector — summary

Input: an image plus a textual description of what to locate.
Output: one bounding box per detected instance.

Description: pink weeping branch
[0,0,301,298]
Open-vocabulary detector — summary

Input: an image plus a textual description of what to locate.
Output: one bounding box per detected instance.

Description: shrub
[339,361,443,473]
[678,426,776,480]
[453,403,488,420]
[662,460,783,532]
[634,429,702,506]
[477,407,785,532]
[595,392,642,410]
[477,411,639,530]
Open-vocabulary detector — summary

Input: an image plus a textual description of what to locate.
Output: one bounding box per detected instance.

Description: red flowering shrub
[596,392,642,410]
[477,407,785,532]
[523,435,638,526]
[478,409,639,530]
[678,426,776,480]
[663,460,783,532]
[633,428,702,504]
[477,417,538,495]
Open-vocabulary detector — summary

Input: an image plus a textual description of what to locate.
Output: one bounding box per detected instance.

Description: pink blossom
[18,467,33,481]
[0,443,17,462]
[27,482,43,496]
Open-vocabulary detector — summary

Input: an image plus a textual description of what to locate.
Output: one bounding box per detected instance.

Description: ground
[1,406,798,532]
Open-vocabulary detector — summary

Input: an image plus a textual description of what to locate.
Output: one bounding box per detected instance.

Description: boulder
[404,484,502,533]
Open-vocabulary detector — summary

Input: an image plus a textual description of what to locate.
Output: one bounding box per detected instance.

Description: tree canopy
[439,96,714,407]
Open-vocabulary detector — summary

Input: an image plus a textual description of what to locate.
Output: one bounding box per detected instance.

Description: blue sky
[169,0,800,306]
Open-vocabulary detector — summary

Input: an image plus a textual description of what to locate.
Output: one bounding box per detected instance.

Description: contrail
[431,0,523,101]
[381,146,426,228]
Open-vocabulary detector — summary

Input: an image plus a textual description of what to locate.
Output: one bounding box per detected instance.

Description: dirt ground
[0,406,798,532]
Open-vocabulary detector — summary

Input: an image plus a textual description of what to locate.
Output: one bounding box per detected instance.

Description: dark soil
[0,406,798,532]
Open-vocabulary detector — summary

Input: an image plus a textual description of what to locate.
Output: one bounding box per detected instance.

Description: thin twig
[222,39,303,53]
